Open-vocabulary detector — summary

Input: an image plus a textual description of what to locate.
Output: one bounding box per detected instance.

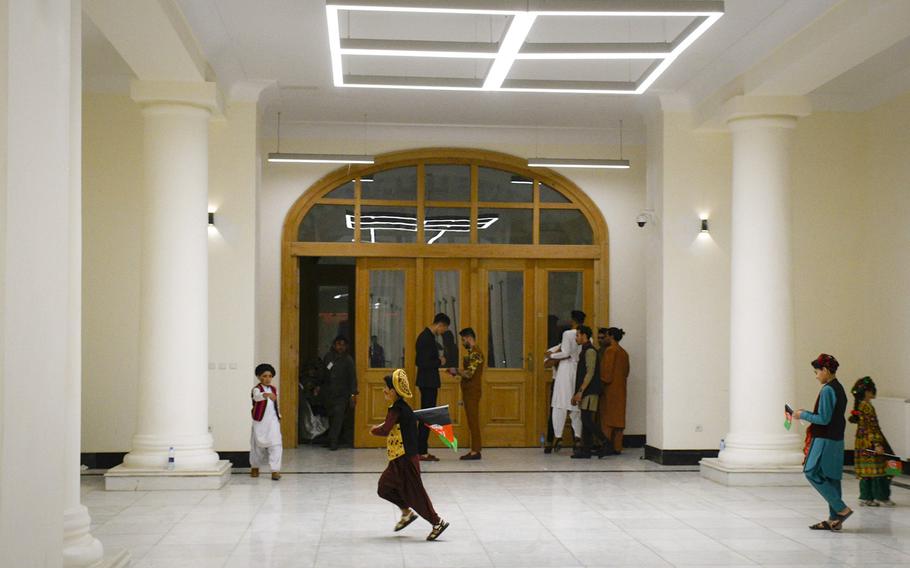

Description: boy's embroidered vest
[251,384,281,422]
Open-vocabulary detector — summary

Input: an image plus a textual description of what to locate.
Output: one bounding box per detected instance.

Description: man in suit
[415,313,450,461]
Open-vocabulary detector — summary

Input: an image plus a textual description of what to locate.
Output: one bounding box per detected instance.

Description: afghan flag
[414,405,458,452]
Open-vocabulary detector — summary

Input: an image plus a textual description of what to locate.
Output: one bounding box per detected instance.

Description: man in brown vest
[599,327,630,455]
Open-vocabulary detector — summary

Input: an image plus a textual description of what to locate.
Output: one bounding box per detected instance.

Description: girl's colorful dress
[853,400,892,502]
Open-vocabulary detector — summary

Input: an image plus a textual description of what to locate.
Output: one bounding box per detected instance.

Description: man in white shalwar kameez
[546,310,585,447]
[250,363,283,480]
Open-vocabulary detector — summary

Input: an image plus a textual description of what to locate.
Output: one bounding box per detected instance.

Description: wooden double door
[353,258,594,448]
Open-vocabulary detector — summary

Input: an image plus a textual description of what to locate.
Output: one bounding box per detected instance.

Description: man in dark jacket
[320,335,358,451]
[415,313,450,461]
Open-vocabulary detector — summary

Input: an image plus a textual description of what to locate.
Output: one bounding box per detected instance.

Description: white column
[62,2,117,566]
[712,97,811,476]
[108,82,227,486]
[2,0,75,564]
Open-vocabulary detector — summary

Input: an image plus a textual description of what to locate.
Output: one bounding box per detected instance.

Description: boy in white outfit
[545,310,585,451]
[250,363,283,480]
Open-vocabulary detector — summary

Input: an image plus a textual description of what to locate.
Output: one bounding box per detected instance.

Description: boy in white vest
[250,363,283,480]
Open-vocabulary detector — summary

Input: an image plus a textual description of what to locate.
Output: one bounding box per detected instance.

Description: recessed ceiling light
[325,1,724,94]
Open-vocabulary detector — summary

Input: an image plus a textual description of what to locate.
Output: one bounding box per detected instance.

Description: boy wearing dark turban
[250,363,282,480]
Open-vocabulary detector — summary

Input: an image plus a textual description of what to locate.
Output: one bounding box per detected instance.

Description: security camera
[636,213,649,228]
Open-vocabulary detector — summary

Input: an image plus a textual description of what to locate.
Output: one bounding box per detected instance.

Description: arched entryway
[279,148,610,448]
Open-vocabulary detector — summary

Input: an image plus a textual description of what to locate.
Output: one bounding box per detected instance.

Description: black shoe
[543,446,553,454]
[597,446,616,459]
[329,445,339,451]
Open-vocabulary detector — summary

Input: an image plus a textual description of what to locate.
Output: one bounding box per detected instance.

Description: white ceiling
[82,0,910,133]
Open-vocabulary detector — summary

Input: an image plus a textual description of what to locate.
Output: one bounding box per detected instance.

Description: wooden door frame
[278,148,609,447]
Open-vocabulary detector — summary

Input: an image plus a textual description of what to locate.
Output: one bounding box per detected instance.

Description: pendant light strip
[527,158,630,169]
[268,153,376,164]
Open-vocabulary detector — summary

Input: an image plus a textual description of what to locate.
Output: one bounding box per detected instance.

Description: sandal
[394,510,418,532]
[809,521,833,531]
[426,519,449,541]
[830,508,853,531]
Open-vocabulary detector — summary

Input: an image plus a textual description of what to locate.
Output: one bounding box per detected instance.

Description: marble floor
[84,448,910,568]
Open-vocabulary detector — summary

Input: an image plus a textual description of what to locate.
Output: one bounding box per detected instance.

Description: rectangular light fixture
[528,158,630,169]
[325,1,724,94]
[267,152,375,164]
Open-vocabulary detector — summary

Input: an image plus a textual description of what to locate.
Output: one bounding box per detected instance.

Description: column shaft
[122,100,218,470]
[719,115,803,467]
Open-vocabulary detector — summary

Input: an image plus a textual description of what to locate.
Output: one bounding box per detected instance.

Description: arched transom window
[297,161,595,246]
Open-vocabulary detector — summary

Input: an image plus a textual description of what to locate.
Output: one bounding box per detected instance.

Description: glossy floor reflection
[84,448,910,567]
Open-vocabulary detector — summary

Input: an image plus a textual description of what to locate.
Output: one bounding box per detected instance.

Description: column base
[700,457,806,486]
[104,460,232,491]
[63,504,105,567]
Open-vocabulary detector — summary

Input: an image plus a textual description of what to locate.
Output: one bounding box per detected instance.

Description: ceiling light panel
[508,59,655,84]
[340,9,509,42]
[325,1,724,94]
[344,54,492,79]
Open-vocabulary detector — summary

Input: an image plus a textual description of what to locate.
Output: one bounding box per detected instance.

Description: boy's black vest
[808,379,847,441]
[574,342,601,397]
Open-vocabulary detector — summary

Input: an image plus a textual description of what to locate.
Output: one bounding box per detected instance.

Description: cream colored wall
[82,93,143,452]
[256,125,649,437]
[82,94,260,452]
[655,112,732,450]
[860,92,910,403]
[790,112,868,442]
[207,102,259,451]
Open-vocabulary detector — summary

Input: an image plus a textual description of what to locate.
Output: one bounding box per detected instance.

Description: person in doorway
[599,327,630,455]
[448,327,484,460]
[250,363,282,480]
[545,310,585,453]
[319,335,358,451]
[369,335,386,368]
[415,313,450,461]
[571,326,605,459]
[849,376,896,507]
[596,328,609,354]
[371,369,450,541]
[795,353,853,531]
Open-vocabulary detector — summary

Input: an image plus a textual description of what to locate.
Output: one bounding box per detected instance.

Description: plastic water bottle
[719,438,725,452]
[539,433,546,447]
[167,446,176,471]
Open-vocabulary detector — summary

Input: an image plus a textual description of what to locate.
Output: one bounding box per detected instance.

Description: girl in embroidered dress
[849,377,896,507]
[250,363,282,480]
[370,369,449,541]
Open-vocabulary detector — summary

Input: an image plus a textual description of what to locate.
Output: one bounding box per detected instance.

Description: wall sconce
[208,212,215,226]
[700,218,709,233]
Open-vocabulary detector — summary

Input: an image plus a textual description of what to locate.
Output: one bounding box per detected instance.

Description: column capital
[721,95,811,126]
[130,80,223,115]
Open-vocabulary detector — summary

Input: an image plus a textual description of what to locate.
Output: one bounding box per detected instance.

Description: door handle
[527,352,534,372]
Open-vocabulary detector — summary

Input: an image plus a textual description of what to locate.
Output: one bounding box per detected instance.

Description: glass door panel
[479,259,534,446]
[486,271,525,369]
[355,258,416,448]
[368,272,405,369]
[423,260,470,448]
